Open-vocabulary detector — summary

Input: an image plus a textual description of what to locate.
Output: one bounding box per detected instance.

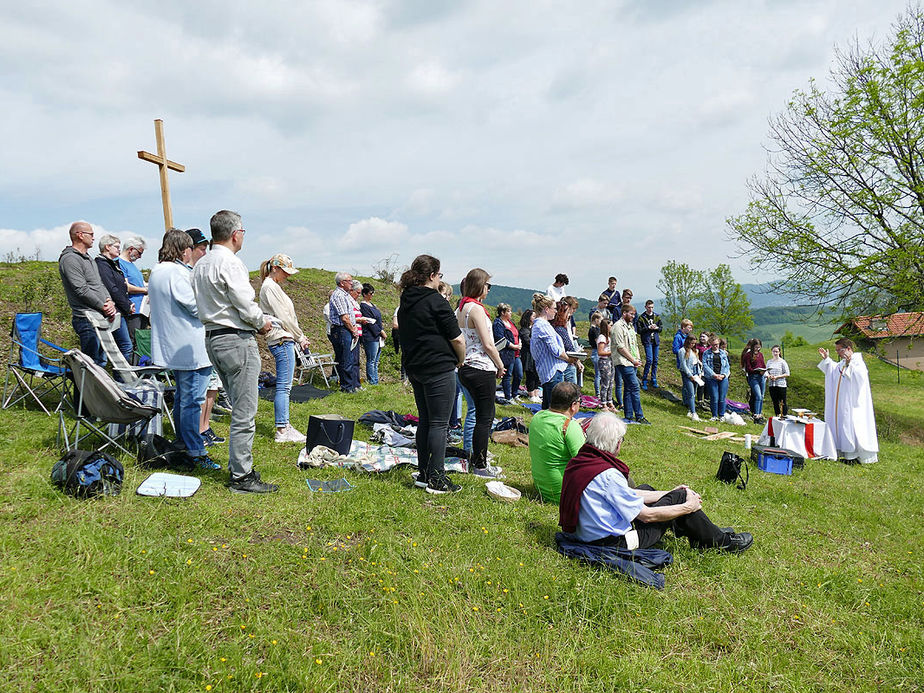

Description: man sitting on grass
[529,382,585,503]
[559,413,753,553]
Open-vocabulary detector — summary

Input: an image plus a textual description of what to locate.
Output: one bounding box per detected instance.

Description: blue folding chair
[2,312,71,415]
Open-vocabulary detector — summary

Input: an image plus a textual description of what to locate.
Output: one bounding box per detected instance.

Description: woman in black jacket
[398,255,466,494]
[94,233,135,362]
[519,310,541,402]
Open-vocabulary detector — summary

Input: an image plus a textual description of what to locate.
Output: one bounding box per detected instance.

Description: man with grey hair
[118,235,149,347]
[559,412,752,552]
[192,210,277,494]
[326,271,362,392]
[58,221,116,365]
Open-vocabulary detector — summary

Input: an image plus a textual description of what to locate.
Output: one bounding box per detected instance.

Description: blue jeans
[541,369,566,410]
[747,373,764,416]
[613,367,623,406]
[681,373,696,415]
[563,363,577,384]
[113,317,133,363]
[616,364,643,420]
[331,325,359,392]
[172,366,211,458]
[457,373,476,452]
[362,339,381,385]
[707,377,730,418]
[72,315,105,366]
[500,356,523,399]
[590,350,600,396]
[642,341,659,384]
[269,340,295,426]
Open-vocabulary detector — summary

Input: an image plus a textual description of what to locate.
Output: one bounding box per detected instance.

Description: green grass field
[0,262,921,691]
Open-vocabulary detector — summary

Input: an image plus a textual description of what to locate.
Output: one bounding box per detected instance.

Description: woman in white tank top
[456,268,506,478]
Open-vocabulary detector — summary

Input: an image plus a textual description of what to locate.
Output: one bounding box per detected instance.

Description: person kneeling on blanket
[559,413,753,553]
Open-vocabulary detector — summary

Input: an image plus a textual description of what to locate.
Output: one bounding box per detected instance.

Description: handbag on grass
[717,450,748,490]
[305,414,354,456]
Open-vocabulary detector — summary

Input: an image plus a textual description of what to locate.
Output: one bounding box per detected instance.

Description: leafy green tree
[694,264,754,340]
[727,5,924,317]
[656,261,704,329]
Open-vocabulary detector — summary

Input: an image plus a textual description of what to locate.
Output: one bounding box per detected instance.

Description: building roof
[837,312,924,339]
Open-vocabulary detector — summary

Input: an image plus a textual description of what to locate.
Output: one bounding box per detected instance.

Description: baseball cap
[268,253,298,275]
[186,228,208,247]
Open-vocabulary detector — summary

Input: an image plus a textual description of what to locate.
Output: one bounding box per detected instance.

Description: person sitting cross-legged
[529,382,586,503]
[559,413,753,553]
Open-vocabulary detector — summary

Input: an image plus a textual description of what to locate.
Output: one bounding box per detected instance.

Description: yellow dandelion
[220,657,227,662]
[187,539,193,544]
[149,570,155,575]
[315,659,322,664]
[503,589,509,594]
[255,672,263,678]
[543,595,549,600]
[272,640,277,645]
[206,686,212,691]
[240,625,246,630]
[249,634,254,639]
[320,557,326,561]
[222,544,228,548]
[472,606,479,611]
[186,559,192,565]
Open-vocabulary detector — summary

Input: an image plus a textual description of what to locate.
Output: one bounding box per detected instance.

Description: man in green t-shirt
[529,382,586,503]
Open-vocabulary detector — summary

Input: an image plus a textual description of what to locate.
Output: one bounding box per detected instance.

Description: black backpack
[716,451,748,490]
[137,433,195,471]
[51,449,124,498]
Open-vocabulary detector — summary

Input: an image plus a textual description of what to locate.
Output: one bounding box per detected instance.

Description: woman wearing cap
[259,254,310,444]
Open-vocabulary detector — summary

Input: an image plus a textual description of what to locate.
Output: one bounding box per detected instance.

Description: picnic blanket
[297,440,469,474]
[555,532,673,589]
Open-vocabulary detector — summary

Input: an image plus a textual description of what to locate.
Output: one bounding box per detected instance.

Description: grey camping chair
[88,313,174,429]
[57,349,160,456]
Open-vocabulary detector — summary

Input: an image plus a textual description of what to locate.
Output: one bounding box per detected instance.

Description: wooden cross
[137,119,186,230]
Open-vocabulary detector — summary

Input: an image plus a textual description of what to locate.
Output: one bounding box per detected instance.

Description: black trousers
[768,386,788,417]
[457,365,496,468]
[407,369,456,482]
[593,485,727,550]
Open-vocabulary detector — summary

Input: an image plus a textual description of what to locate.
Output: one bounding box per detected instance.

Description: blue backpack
[51,449,124,498]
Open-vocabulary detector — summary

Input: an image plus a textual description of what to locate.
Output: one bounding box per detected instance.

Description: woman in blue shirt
[701,334,730,420]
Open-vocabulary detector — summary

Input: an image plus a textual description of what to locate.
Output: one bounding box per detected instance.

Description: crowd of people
[57,226,878,504]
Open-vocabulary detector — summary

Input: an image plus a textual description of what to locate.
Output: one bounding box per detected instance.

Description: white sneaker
[691,413,701,422]
[275,425,306,443]
[529,395,542,403]
[686,411,694,419]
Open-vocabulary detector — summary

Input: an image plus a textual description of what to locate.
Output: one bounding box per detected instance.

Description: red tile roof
[837,312,924,339]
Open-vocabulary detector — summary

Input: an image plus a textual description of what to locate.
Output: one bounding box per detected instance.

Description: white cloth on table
[757,417,837,460]
[818,353,878,463]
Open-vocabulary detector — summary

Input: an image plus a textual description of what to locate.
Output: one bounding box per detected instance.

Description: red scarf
[458,296,487,312]
[559,443,632,533]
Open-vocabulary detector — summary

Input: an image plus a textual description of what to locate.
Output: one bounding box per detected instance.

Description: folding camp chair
[295,349,338,388]
[88,314,174,429]
[132,328,174,387]
[58,349,160,456]
[2,312,71,415]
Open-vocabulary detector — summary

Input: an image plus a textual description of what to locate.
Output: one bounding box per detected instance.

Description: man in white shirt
[546,273,569,302]
[192,210,277,494]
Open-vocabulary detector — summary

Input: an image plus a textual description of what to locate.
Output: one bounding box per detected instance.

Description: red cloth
[804,423,815,458]
[503,318,520,345]
[458,297,487,312]
[559,443,632,533]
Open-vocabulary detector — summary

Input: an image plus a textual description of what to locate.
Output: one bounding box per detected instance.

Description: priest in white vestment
[817,338,878,463]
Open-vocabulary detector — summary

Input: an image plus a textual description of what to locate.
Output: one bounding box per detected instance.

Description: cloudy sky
[0,0,909,300]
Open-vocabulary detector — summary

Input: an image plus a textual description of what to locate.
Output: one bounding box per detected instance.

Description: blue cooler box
[753,447,795,475]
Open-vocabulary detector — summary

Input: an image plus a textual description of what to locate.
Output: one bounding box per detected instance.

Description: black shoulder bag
[717,451,748,490]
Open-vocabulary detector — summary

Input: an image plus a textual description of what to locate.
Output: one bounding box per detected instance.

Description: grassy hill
[0,261,921,690]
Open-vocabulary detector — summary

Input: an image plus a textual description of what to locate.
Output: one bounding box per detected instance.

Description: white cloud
[405,60,461,95]
[0,223,160,268]
[339,217,409,251]
[551,179,623,210]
